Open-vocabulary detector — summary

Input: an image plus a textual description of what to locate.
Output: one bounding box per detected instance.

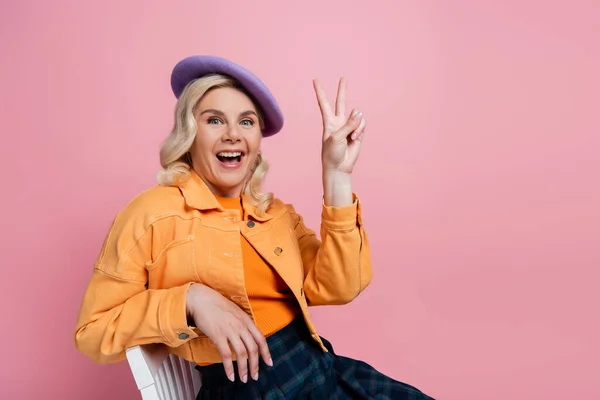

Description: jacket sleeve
[286,194,373,306]
[73,210,199,364]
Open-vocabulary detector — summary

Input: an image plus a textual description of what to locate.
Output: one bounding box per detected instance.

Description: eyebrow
[199,109,258,118]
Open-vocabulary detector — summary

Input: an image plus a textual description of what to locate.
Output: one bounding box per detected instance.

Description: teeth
[217,151,242,157]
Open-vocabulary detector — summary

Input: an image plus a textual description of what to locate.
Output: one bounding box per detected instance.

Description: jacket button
[178,333,189,340]
[274,247,283,255]
[247,221,255,228]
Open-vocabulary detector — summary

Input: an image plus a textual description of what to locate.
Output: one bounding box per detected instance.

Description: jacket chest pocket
[259,222,306,292]
[146,235,197,288]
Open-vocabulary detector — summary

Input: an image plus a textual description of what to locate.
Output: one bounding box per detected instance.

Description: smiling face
[189,86,263,198]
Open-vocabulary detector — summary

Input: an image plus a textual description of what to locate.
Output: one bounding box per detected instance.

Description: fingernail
[351,132,357,140]
[228,373,235,382]
[242,374,248,383]
[353,111,362,120]
[253,372,259,381]
[268,358,273,367]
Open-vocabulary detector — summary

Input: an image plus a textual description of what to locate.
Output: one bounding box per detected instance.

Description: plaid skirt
[195,315,434,399]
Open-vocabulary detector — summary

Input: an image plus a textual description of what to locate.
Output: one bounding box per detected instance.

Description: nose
[222,125,242,143]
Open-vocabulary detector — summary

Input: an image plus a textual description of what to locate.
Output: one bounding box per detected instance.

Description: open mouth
[216,151,244,165]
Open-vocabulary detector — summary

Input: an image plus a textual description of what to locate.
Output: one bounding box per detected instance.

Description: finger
[215,337,236,382]
[245,319,273,367]
[335,77,346,117]
[239,329,260,381]
[331,109,363,142]
[229,334,249,383]
[346,129,364,163]
[312,79,333,120]
[346,139,362,167]
[351,117,366,141]
[355,128,365,142]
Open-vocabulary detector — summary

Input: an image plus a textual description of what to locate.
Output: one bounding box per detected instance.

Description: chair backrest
[126,344,202,400]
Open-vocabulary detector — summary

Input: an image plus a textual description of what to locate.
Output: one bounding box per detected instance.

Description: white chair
[126,344,202,400]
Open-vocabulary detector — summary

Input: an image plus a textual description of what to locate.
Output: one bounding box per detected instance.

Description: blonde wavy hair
[157,74,273,216]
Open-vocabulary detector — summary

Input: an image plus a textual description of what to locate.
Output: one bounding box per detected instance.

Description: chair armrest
[126,344,169,391]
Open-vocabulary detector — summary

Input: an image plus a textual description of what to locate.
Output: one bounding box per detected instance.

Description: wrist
[322,169,353,207]
[323,167,351,179]
[185,283,199,319]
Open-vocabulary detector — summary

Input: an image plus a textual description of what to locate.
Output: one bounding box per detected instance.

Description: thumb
[331,109,363,142]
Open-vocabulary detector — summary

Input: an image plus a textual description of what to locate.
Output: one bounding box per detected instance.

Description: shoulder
[266,196,305,226]
[111,184,187,233]
[267,196,296,214]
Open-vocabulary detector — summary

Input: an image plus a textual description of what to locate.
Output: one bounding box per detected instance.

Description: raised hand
[186,283,272,383]
[313,78,367,175]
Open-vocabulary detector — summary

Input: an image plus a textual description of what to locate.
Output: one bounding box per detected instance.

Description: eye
[207,117,223,125]
[240,119,255,127]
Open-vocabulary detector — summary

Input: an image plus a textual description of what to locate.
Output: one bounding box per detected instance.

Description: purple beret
[170,55,284,137]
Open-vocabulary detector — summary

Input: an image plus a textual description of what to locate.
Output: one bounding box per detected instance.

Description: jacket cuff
[158,283,199,347]
[321,193,360,231]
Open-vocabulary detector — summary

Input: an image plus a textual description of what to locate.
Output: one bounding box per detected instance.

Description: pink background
[1,1,599,399]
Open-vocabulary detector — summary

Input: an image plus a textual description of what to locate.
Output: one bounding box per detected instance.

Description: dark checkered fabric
[195,316,435,399]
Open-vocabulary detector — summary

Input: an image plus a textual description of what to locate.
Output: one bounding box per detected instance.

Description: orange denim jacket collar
[180,171,274,222]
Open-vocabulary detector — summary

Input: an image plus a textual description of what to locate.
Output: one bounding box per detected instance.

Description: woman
[74,55,433,399]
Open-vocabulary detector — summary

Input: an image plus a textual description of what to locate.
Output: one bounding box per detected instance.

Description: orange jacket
[74,171,373,365]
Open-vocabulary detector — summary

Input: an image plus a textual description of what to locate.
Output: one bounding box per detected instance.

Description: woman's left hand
[313,78,367,175]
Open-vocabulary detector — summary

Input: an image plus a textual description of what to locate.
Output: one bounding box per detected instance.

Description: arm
[287,193,372,306]
[298,78,370,305]
[74,212,198,364]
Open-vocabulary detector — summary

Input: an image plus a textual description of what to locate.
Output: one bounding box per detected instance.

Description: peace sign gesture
[313,78,367,175]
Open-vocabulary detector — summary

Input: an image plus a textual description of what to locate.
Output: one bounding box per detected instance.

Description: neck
[195,174,244,198]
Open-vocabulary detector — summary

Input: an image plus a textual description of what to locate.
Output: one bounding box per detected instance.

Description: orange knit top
[215,195,301,337]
